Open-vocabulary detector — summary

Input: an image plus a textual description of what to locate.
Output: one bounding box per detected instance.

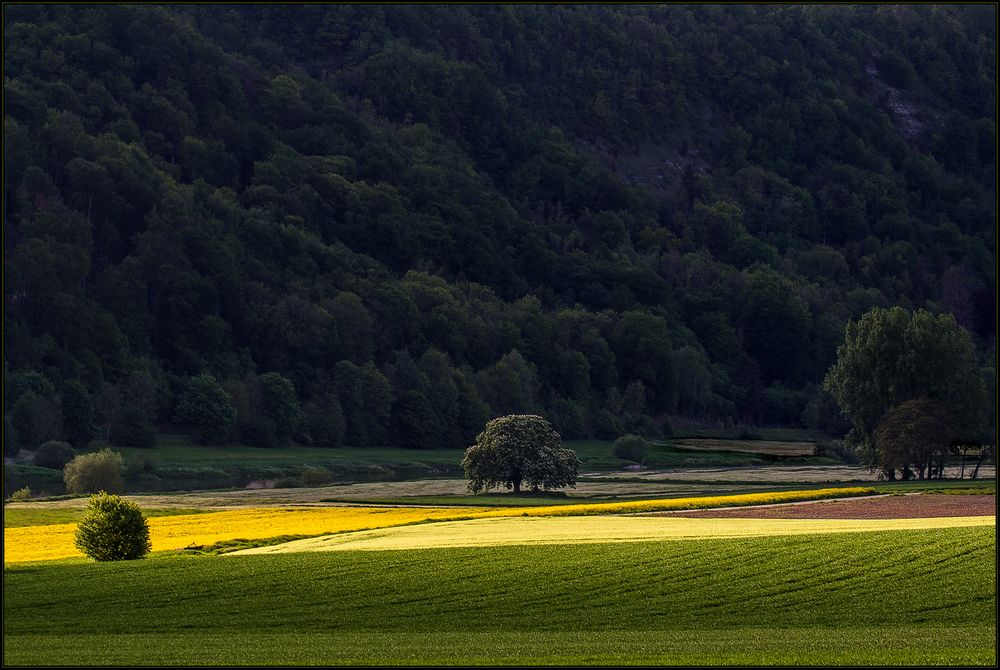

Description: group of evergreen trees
[3,5,995,453]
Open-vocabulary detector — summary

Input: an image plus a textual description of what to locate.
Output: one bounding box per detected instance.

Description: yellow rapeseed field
[3,506,488,564]
[471,486,877,518]
[232,514,996,555]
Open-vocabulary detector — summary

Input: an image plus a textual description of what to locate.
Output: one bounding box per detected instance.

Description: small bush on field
[6,486,32,502]
[63,448,125,494]
[74,491,151,561]
[613,434,650,465]
[33,440,76,469]
[275,476,304,488]
[300,466,332,487]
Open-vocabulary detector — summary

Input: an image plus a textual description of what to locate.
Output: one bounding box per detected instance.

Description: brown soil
[668,494,995,520]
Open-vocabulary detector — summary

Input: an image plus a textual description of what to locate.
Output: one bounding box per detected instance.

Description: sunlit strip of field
[3,506,491,563]
[231,514,995,555]
[471,486,876,517]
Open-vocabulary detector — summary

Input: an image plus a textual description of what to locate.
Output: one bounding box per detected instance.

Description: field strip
[228,514,996,555]
[2,488,874,563]
[2,506,492,563]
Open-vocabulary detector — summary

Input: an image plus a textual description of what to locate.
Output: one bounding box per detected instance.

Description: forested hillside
[3,5,996,453]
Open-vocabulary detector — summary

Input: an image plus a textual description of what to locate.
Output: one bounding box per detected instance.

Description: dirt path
[663,494,995,519]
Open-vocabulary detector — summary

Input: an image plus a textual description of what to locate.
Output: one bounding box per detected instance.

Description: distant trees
[173,374,236,445]
[462,415,580,494]
[0,4,995,454]
[824,307,988,477]
[60,381,97,449]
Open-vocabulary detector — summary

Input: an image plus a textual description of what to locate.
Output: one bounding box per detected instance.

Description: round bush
[74,491,151,561]
[613,434,650,465]
[33,440,76,470]
[63,448,125,494]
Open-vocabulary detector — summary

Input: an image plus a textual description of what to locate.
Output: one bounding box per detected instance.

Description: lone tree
[462,415,580,494]
[824,306,989,477]
[74,492,151,561]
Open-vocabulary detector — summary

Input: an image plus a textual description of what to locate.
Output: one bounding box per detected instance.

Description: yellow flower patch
[3,506,488,564]
[232,514,995,555]
[472,486,877,518]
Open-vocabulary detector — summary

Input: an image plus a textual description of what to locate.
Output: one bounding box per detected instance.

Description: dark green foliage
[111,405,157,448]
[32,440,75,470]
[258,372,302,447]
[4,415,18,457]
[0,5,994,445]
[304,393,346,448]
[73,492,151,562]
[63,448,125,494]
[173,374,236,445]
[612,434,650,465]
[875,399,956,480]
[462,415,580,493]
[12,391,62,450]
[59,381,97,449]
[392,391,438,450]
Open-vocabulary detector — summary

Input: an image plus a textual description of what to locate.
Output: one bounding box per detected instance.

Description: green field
[4,526,995,665]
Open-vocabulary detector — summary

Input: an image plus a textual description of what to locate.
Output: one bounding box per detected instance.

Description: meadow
[3,526,995,665]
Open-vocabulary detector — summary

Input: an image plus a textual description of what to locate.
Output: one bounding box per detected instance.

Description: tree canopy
[2,5,995,452]
[462,415,580,494]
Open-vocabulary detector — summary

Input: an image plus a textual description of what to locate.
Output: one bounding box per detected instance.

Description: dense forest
[3,5,996,454]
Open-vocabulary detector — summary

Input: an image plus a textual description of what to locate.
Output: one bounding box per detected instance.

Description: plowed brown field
[664,494,995,519]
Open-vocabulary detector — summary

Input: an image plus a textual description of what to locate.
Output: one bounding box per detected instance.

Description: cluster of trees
[3,5,995,454]
[824,307,993,479]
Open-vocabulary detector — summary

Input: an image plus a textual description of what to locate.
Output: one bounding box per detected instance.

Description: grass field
[3,527,994,665]
[671,438,817,456]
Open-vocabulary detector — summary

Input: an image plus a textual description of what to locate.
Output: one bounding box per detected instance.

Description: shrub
[32,440,76,469]
[300,466,332,487]
[613,434,650,465]
[63,448,125,494]
[7,486,31,502]
[74,491,151,561]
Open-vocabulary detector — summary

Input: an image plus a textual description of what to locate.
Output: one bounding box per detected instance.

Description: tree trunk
[960,447,967,479]
[512,469,521,494]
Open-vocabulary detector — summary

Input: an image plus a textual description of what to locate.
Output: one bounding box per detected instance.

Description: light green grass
[3,527,995,665]
[4,628,993,666]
